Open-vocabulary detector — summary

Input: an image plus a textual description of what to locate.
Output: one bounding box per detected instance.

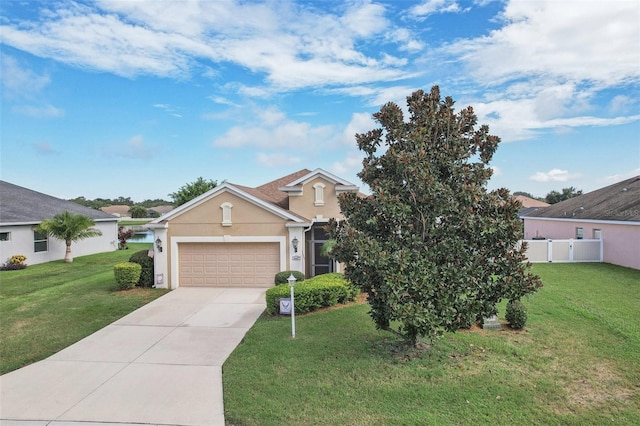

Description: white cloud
[11,104,64,118]
[410,0,463,18]
[255,152,302,168]
[212,106,335,150]
[529,169,581,183]
[33,141,57,155]
[1,54,51,99]
[105,135,156,160]
[603,168,640,184]
[448,0,639,86]
[0,0,412,90]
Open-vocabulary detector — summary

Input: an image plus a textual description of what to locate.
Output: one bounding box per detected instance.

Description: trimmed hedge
[114,262,142,290]
[266,273,359,315]
[129,250,154,288]
[274,270,305,285]
[506,299,528,330]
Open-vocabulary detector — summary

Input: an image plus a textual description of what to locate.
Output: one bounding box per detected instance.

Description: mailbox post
[287,274,297,338]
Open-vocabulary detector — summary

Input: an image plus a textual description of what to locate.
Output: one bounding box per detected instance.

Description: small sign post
[287,274,297,338]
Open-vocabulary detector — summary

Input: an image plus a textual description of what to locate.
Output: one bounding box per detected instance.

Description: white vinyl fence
[519,239,603,263]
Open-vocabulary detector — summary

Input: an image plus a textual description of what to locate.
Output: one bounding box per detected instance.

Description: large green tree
[329,87,542,346]
[169,177,218,207]
[545,187,583,204]
[36,211,103,263]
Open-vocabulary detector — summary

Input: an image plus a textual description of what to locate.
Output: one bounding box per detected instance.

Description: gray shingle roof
[0,181,117,224]
[523,176,640,222]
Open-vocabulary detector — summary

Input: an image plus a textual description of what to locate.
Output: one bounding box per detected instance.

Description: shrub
[274,270,305,285]
[0,255,27,271]
[266,273,359,315]
[129,250,154,287]
[506,300,528,330]
[114,262,142,290]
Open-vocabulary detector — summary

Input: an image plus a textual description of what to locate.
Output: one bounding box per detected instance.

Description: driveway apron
[0,287,267,426]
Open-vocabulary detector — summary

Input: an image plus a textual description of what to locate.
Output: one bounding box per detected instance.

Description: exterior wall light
[155,238,163,252]
[292,236,299,253]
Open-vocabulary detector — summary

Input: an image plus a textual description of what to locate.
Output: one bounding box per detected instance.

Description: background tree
[129,205,148,218]
[36,211,102,263]
[545,187,583,204]
[513,191,535,199]
[169,177,218,207]
[117,226,136,250]
[329,87,542,346]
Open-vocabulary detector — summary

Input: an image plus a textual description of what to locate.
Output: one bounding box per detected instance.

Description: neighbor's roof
[524,176,640,222]
[0,180,117,224]
[514,195,549,208]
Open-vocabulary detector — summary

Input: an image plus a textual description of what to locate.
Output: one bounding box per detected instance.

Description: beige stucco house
[148,169,359,289]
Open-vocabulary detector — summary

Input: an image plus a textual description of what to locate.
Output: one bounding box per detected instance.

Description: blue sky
[1,0,639,202]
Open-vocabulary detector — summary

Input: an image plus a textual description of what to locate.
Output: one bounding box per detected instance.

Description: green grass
[223,263,640,425]
[0,243,169,375]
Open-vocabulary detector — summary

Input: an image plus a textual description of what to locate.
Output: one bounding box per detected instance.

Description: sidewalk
[0,287,267,426]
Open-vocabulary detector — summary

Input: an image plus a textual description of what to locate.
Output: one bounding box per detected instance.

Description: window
[221,202,233,226]
[34,230,48,252]
[575,227,584,240]
[593,229,601,239]
[313,183,325,206]
[0,232,10,241]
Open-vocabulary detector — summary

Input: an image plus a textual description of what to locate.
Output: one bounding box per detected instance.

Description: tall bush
[129,250,154,287]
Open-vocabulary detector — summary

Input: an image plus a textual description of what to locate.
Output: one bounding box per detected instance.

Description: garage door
[179,242,280,287]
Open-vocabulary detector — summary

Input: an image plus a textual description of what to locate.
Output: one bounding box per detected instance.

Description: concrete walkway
[0,287,267,426]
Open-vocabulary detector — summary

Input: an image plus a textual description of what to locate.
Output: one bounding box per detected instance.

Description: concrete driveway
[0,287,267,426]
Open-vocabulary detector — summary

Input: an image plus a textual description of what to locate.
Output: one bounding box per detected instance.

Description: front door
[308,225,334,277]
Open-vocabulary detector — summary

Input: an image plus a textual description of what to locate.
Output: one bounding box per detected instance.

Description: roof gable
[524,176,640,222]
[151,182,307,224]
[0,180,117,224]
[278,168,359,193]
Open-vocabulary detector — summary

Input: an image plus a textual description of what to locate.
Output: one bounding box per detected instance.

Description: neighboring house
[100,205,131,218]
[148,168,359,289]
[521,176,640,270]
[0,181,119,265]
[148,205,174,217]
[514,195,550,216]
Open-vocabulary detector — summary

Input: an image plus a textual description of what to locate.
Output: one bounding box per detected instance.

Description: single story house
[148,168,359,289]
[100,205,131,217]
[0,181,119,265]
[514,195,550,216]
[522,176,640,270]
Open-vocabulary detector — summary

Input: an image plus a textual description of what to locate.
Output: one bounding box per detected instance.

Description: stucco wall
[288,177,344,220]
[523,218,640,270]
[0,220,118,265]
[161,191,292,288]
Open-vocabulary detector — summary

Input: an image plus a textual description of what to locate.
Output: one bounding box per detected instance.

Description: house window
[221,202,233,226]
[34,231,48,252]
[0,232,10,241]
[575,227,584,240]
[593,229,601,239]
[313,183,325,206]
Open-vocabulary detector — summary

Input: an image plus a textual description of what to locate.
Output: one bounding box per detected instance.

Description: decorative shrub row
[274,270,305,285]
[114,262,142,290]
[266,273,359,315]
[506,299,528,329]
[129,250,154,288]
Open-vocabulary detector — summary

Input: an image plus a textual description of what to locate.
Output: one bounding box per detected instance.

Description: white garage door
[179,242,280,287]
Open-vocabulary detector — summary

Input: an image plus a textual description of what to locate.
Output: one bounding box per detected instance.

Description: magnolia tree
[328,87,542,346]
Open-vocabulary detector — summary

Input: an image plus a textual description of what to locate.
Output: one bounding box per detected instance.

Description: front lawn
[223,263,640,425]
[0,243,169,375]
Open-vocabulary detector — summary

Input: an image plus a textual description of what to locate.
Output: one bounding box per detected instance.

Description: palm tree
[36,211,103,263]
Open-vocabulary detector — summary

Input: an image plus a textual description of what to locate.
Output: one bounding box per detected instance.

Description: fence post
[547,239,553,262]
[568,238,574,262]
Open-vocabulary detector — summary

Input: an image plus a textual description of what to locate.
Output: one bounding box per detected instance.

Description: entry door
[308,226,334,277]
